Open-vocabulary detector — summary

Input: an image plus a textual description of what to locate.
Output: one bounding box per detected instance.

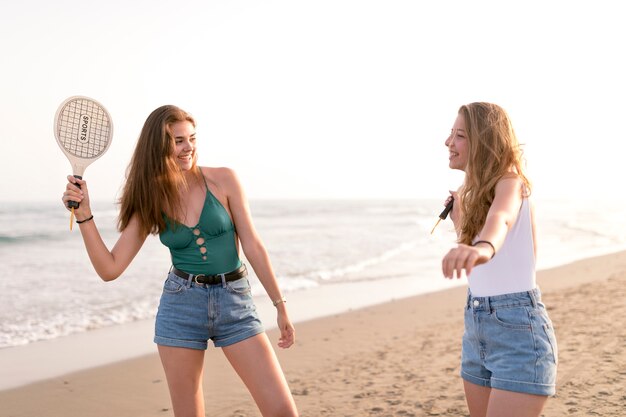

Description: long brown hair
[457,102,531,245]
[117,105,201,236]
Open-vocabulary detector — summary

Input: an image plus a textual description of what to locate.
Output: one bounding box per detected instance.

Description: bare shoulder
[492,173,525,215]
[199,166,237,180]
[198,166,242,193]
[495,173,523,194]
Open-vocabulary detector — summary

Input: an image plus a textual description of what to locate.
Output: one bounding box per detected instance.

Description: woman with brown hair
[62,105,298,417]
[441,102,558,417]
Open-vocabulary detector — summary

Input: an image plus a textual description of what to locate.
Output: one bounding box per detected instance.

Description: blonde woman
[62,105,298,417]
[442,102,557,417]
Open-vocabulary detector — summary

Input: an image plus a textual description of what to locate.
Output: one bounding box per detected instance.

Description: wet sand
[1,251,625,416]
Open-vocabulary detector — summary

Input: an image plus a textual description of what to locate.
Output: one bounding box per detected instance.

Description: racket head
[54,96,114,177]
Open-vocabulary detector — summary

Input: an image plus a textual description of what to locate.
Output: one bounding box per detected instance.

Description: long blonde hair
[117,105,202,236]
[457,102,531,245]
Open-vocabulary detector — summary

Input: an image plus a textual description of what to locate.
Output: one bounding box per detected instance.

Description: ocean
[1,198,625,349]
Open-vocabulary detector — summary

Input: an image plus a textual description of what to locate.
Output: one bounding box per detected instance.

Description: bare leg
[486,388,548,417]
[463,380,491,417]
[158,345,206,417]
[222,333,298,417]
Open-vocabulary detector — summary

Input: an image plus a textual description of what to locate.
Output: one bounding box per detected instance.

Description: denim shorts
[154,271,264,349]
[461,287,558,396]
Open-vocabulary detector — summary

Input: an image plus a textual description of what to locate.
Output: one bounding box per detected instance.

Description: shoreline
[1,249,624,392]
[0,272,464,391]
[1,250,625,416]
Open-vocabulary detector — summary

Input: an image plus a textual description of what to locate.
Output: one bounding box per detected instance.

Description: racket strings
[57,99,111,159]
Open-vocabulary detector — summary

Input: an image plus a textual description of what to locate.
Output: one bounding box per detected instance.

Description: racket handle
[68,175,83,209]
[439,198,454,220]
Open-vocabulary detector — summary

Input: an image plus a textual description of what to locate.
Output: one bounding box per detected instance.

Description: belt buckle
[193,274,206,285]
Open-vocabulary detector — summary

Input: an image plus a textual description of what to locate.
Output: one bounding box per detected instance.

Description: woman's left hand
[276,310,295,349]
[442,243,492,279]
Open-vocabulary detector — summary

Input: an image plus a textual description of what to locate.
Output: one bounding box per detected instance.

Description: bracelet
[473,240,495,258]
[272,296,287,307]
[76,215,94,224]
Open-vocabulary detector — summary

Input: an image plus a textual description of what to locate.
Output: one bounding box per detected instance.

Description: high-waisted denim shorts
[461,287,558,396]
[154,270,264,349]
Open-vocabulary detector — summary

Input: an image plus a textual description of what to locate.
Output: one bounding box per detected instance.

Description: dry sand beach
[1,250,625,417]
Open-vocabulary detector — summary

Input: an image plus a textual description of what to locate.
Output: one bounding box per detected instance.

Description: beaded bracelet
[473,240,495,258]
[76,215,94,224]
[273,297,287,307]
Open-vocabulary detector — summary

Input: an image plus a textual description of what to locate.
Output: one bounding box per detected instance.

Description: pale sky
[1,0,624,203]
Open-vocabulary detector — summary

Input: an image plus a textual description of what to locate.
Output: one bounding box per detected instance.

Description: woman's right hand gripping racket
[54,96,113,230]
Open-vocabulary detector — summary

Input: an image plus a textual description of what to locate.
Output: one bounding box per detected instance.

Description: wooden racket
[54,96,113,230]
[430,198,454,234]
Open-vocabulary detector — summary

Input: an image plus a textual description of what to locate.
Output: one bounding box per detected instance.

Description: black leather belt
[170,264,247,285]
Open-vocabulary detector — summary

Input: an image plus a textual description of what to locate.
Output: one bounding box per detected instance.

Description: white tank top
[467,198,536,297]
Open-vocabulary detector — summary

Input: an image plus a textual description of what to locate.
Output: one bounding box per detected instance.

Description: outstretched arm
[63,175,147,281]
[442,176,524,279]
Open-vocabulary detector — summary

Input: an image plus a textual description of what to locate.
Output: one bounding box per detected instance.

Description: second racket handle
[439,198,454,220]
[68,175,83,209]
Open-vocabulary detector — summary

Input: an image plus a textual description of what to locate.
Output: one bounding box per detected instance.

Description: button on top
[473,300,480,307]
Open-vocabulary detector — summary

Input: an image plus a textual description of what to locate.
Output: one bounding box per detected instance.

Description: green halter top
[159,175,241,275]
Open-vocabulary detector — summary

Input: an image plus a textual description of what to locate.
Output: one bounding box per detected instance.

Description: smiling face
[170,120,197,172]
[445,112,469,171]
